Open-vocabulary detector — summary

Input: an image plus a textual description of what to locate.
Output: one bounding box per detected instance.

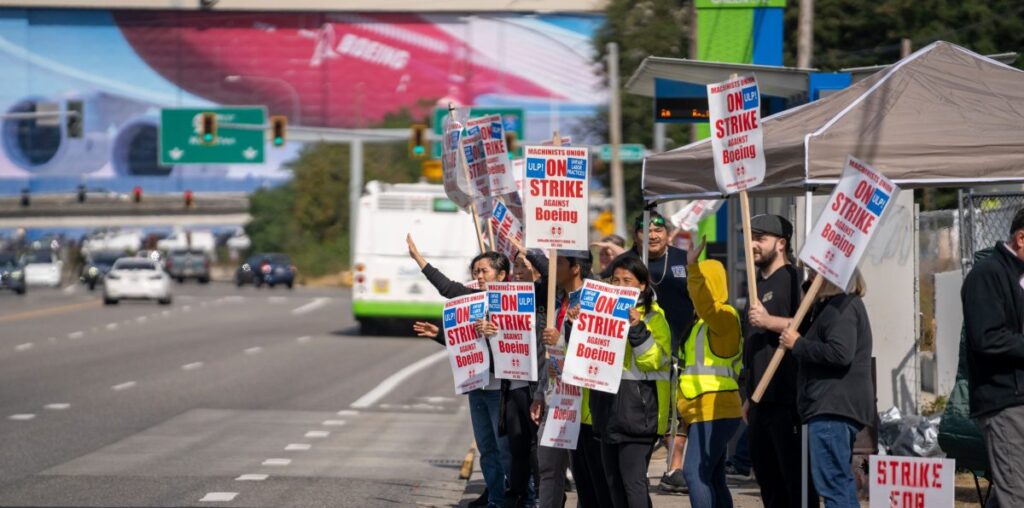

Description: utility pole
[349,140,363,265]
[607,42,626,238]
[901,38,912,58]
[689,2,700,144]
[797,0,814,68]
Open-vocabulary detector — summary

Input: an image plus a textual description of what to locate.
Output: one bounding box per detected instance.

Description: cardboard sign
[461,127,491,197]
[486,282,537,381]
[441,108,473,209]
[670,199,723,232]
[869,456,954,508]
[442,292,491,394]
[707,74,765,193]
[539,373,583,449]
[523,145,590,250]
[489,200,524,261]
[467,114,517,196]
[561,279,639,394]
[800,155,900,290]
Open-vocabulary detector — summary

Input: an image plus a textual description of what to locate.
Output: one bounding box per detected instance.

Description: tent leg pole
[642,208,651,264]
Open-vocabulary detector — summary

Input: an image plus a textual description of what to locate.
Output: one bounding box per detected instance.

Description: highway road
[0,283,471,507]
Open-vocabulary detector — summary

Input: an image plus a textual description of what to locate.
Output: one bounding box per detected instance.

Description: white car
[22,250,62,287]
[103,258,172,305]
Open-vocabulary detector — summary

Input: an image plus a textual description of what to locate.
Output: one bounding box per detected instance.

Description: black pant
[748,403,819,508]
[599,439,655,508]
[502,385,537,505]
[570,425,613,508]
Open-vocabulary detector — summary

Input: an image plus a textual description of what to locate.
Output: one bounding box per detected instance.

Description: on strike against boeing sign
[442,292,491,394]
[523,146,590,250]
[707,74,765,194]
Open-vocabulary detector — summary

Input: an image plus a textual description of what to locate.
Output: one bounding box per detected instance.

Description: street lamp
[224,74,301,125]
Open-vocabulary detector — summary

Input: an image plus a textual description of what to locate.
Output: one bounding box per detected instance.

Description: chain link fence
[918,209,959,352]
[959,190,1024,274]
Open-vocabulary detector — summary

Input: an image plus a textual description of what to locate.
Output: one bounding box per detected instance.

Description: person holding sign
[587,255,672,508]
[678,239,743,508]
[779,269,874,508]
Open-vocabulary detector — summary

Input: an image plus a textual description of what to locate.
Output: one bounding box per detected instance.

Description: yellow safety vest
[678,318,742,400]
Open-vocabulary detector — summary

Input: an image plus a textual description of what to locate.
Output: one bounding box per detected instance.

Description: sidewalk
[454,444,766,508]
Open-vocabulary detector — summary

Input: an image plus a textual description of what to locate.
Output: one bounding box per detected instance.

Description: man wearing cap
[597,211,694,493]
[744,214,816,507]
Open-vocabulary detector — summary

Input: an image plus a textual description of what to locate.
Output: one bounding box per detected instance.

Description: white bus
[352,181,479,334]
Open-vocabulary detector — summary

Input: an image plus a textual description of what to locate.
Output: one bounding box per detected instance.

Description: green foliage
[246,183,293,254]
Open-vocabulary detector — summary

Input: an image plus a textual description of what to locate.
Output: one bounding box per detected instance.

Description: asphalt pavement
[0,282,471,507]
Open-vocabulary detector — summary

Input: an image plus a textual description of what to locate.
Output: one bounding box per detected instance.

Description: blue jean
[468,389,509,506]
[807,415,861,508]
[682,418,741,508]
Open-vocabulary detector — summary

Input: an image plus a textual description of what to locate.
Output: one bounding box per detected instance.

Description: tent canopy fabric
[642,42,1024,202]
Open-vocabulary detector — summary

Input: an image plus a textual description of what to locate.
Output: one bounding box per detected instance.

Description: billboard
[0,9,604,193]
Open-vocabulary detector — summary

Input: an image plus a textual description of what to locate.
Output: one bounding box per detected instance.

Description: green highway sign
[599,144,647,163]
[159,107,266,165]
[432,106,525,158]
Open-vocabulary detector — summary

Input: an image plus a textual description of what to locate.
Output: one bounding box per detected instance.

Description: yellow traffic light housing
[270,115,287,147]
[409,124,428,159]
[199,112,217,145]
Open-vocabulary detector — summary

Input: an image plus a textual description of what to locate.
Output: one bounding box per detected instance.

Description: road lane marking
[244,347,263,355]
[291,298,330,316]
[200,492,238,502]
[337,410,359,416]
[285,443,311,451]
[182,362,204,371]
[161,310,171,316]
[44,403,70,410]
[296,336,312,344]
[305,431,330,438]
[106,323,118,330]
[15,343,34,352]
[322,420,346,426]
[268,297,287,303]
[236,474,268,481]
[262,458,291,466]
[8,414,35,420]
[182,305,192,312]
[349,350,449,409]
[0,300,100,324]
[112,381,137,391]
[67,331,84,339]
[136,316,147,323]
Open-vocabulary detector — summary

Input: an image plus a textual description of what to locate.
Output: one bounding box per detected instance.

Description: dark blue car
[236,253,296,289]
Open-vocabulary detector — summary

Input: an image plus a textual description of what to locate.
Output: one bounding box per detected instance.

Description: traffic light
[76,184,86,203]
[409,124,428,159]
[270,115,287,147]
[132,186,143,203]
[184,190,194,209]
[66,100,83,139]
[199,112,217,145]
[504,131,518,155]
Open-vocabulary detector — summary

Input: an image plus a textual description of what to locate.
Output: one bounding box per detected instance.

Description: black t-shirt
[743,264,802,405]
[603,246,695,354]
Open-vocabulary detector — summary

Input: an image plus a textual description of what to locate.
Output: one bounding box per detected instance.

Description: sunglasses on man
[634,215,667,230]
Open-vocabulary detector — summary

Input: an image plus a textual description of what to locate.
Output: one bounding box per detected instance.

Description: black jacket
[963,243,1024,418]
[792,293,875,427]
[588,321,661,443]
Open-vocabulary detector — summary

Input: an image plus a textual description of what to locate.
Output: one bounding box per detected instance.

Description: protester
[529,249,613,508]
[678,237,742,508]
[588,255,672,508]
[780,269,874,508]
[596,212,695,493]
[407,234,532,508]
[742,214,816,506]
[594,234,626,273]
[962,207,1024,508]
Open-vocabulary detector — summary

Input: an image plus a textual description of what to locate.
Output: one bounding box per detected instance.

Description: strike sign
[670,199,722,232]
[441,108,473,210]
[461,127,491,197]
[561,279,638,394]
[707,74,765,194]
[442,292,491,394]
[467,115,517,196]
[490,200,524,261]
[539,374,583,449]
[869,456,954,508]
[486,282,538,381]
[523,145,590,250]
[800,155,900,290]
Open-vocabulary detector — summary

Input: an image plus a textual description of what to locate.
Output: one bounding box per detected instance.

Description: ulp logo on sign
[867,189,890,216]
[517,293,535,313]
[469,303,486,321]
[489,121,503,140]
[493,202,507,222]
[566,158,587,180]
[526,158,546,179]
[488,293,502,313]
[580,289,600,311]
[443,308,457,328]
[741,86,759,110]
[612,297,636,320]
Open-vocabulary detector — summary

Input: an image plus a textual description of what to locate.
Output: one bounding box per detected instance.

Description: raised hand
[407,233,427,269]
[686,235,707,265]
[413,321,439,339]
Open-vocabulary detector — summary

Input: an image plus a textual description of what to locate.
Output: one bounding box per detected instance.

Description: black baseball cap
[750,214,793,240]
